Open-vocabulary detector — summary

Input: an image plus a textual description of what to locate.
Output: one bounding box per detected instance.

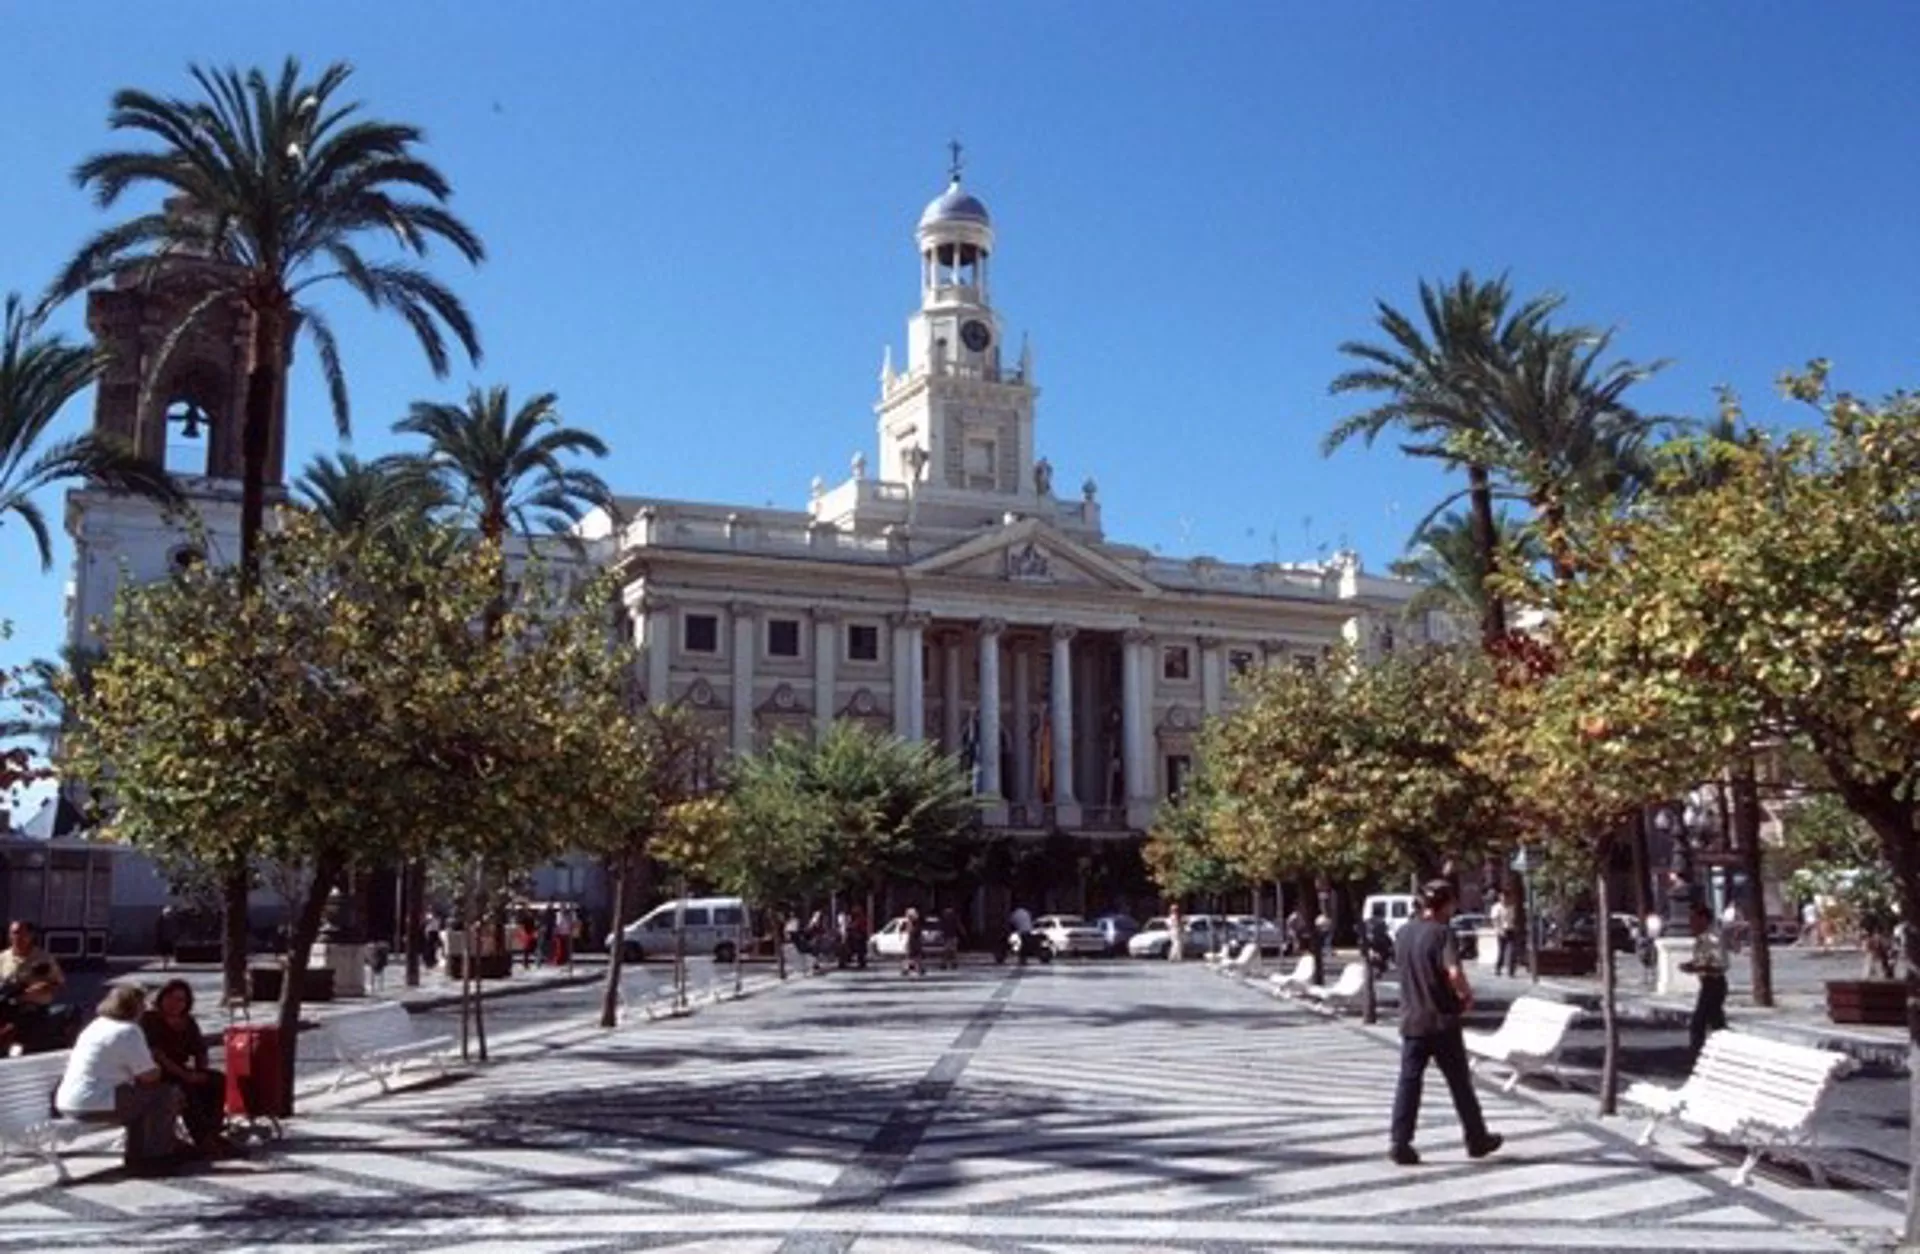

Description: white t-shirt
[56,1018,157,1113]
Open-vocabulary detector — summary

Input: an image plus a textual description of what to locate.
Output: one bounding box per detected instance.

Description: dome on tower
[919,180,991,228]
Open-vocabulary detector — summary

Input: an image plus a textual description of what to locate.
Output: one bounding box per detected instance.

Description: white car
[1034,914,1107,957]
[868,917,947,959]
[1127,915,1217,959]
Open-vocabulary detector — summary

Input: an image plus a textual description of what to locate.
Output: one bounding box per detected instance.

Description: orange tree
[1531,367,1920,1224]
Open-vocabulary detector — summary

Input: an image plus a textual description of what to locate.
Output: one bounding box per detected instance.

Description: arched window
[158,361,228,479]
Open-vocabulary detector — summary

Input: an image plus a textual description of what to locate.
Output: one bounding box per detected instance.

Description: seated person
[0,920,77,1053]
[56,983,187,1175]
[141,978,229,1153]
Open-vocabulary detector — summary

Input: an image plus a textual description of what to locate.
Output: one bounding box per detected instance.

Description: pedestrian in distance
[1008,904,1034,966]
[537,906,556,966]
[554,907,577,972]
[1387,879,1502,1167]
[902,907,925,978]
[154,907,177,971]
[848,906,869,970]
[1489,892,1516,978]
[939,907,962,970]
[1167,902,1184,963]
[1679,901,1728,1061]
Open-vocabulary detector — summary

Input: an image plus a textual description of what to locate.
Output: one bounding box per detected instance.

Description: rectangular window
[713,907,744,927]
[768,618,801,658]
[847,623,880,662]
[684,613,719,654]
[965,438,997,489]
[1228,649,1256,677]
[1166,754,1193,799]
[1161,645,1192,681]
[1293,653,1318,674]
[680,908,711,927]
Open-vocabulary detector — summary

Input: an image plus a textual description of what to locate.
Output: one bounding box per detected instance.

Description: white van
[1362,893,1418,938]
[609,896,747,963]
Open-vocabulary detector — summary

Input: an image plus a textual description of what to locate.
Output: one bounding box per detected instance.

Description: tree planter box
[247,965,335,1003]
[1533,947,1597,978]
[1826,979,1906,1026]
[446,953,513,981]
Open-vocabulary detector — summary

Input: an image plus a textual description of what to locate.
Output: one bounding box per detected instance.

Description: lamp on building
[1652,804,1693,927]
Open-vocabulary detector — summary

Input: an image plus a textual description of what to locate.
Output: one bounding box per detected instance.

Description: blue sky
[3,1,1918,691]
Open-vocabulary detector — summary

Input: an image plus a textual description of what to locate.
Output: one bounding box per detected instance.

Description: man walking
[1680,902,1727,1061]
[1489,891,1514,977]
[1388,881,1502,1167]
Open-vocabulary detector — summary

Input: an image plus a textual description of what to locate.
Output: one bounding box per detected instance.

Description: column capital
[811,607,841,624]
[978,617,1007,638]
[1196,634,1221,651]
[633,589,674,613]
[728,600,757,621]
[891,610,932,629]
[1123,626,1154,646]
[1049,623,1078,643]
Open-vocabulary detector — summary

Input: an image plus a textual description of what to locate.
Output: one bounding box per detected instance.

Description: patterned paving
[0,962,1901,1252]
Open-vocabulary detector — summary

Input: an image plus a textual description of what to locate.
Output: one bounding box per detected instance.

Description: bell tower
[877,147,1039,499]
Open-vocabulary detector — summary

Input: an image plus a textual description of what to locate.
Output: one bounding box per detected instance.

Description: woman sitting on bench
[55,983,187,1176]
[142,979,230,1155]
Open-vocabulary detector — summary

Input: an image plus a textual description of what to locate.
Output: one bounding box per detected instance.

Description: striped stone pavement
[0,960,1901,1252]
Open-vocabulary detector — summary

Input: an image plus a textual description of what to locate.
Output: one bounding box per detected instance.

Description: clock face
[960,319,992,352]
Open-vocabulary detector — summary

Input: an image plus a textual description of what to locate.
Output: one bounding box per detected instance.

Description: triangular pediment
[907,519,1160,595]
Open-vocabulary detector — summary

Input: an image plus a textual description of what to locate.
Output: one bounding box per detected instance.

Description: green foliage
[0,294,177,569]
[1197,647,1511,887]
[664,723,976,906]
[1390,509,1543,625]
[67,516,632,896]
[1780,794,1897,937]
[1142,784,1241,901]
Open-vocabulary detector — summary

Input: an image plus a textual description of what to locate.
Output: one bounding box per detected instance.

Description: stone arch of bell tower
[85,267,283,486]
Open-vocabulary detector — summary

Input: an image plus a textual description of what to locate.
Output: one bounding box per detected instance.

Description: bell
[178,406,204,440]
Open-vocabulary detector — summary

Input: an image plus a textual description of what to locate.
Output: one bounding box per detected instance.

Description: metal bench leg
[1637,1116,1662,1147]
[1730,1146,1763,1187]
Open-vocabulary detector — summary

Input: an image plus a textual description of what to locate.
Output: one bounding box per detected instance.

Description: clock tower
[877,149,1038,499]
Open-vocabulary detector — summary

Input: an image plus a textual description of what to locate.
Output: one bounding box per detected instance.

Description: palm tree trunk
[223,301,287,1003]
[1467,464,1506,647]
[1595,834,1619,1116]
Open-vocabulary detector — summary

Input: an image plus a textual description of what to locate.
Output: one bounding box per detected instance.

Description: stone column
[905,614,928,741]
[1011,642,1032,803]
[1050,626,1079,824]
[891,613,922,739]
[942,633,964,753]
[812,609,837,742]
[977,619,1004,800]
[1199,635,1223,717]
[729,602,756,754]
[1121,628,1147,800]
[644,595,673,708]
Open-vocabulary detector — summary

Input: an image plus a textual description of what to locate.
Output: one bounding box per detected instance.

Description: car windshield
[1142,918,1168,932]
[1048,916,1087,927]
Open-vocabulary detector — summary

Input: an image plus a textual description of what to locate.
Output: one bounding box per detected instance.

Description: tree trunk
[775,909,788,980]
[402,861,424,989]
[1361,945,1378,1025]
[221,861,250,1004]
[1466,463,1506,647]
[1595,837,1619,1116]
[471,864,489,1062]
[1630,809,1651,923]
[1731,755,1774,1007]
[600,851,632,1029]
[275,853,344,1104]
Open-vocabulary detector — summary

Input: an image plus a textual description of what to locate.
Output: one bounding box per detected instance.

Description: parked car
[1127,915,1217,959]
[608,896,747,964]
[868,917,948,959]
[1561,912,1639,953]
[1035,914,1109,958]
[1226,915,1285,957]
[1362,893,1419,939]
[1093,914,1141,956]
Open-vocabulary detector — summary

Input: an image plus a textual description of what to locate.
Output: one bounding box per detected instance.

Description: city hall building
[62,169,1434,929]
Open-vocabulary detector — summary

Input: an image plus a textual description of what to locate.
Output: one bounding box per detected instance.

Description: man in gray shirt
[1389,881,1502,1166]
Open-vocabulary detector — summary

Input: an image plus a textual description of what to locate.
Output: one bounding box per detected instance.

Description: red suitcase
[224,1023,291,1121]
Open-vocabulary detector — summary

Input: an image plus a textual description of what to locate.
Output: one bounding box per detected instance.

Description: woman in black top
[140,978,228,1152]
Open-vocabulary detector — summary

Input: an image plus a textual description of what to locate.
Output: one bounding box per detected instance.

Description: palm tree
[1465,326,1668,579]
[1324,273,1562,647]
[394,385,613,547]
[295,451,450,541]
[1,294,177,569]
[61,59,483,1002]
[1388,510,1543,627]
[60,57,484,587]
[3,645,103,742]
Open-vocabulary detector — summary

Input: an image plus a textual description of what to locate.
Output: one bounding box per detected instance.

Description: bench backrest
[1501,996,1582,1050]
[1327,962,1365,997]
[0,1052,69,1135]
[325,1002,417,1055]
[1682,1031,1848,1129]
[1289,953,1317,983]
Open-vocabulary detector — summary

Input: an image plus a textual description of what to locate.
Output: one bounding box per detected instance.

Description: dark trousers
[171,1071,227,1145]
[1494,933,1514,977]
[1689,973,1728,1059]
[1390,1027,1490,1150]
[69,1082,183,1164]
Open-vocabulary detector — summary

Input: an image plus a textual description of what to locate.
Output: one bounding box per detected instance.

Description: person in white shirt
[56,983,185,1174]
[1489,894,1515,977]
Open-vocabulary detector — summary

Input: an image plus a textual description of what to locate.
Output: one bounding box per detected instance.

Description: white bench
[1303,961,1367,1015]
[1265,954,1317,998]
[1214,943,1261,980]
[1623,1030,1851,1186]
[323,1003,455,1093]
[1465,995,1583,1092]
[0,1052,90,1182]
[618,973,686,1023]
